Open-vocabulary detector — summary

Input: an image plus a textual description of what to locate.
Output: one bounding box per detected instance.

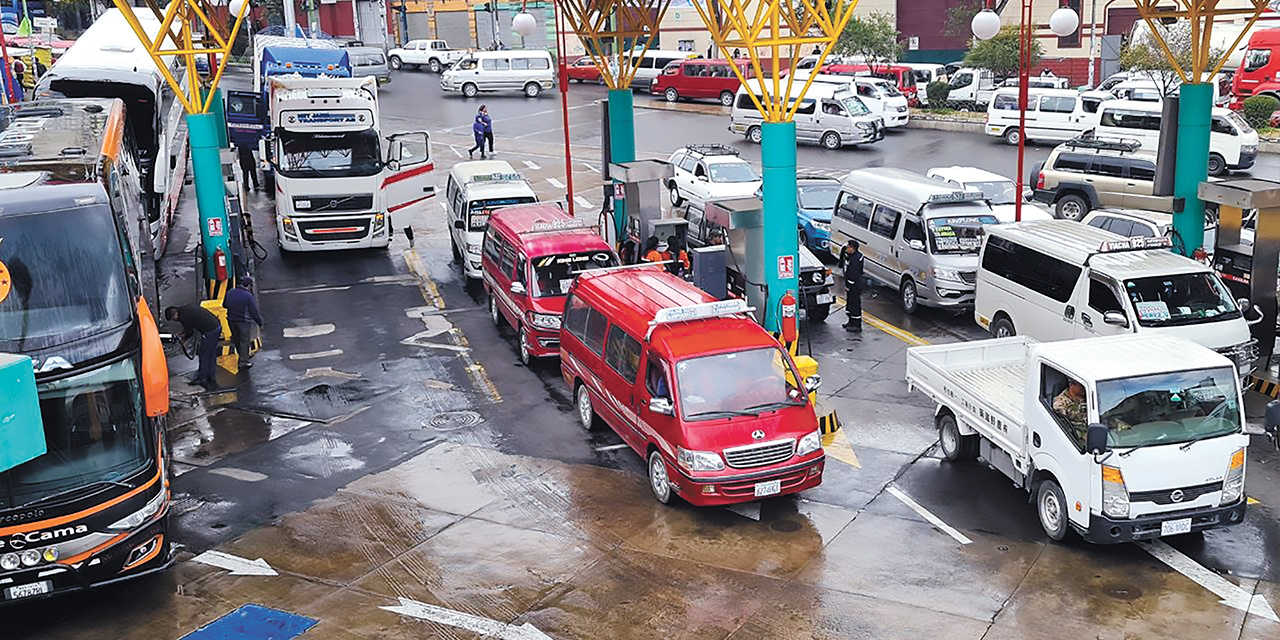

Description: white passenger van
[831,168,999,313]
[629,48,698,88]
[787,71,909,127]
[729,80,884,149]
[985,87,1096,145]
[901,62,947,104]
[445,161,538,278]
[440,50,555,98]
[1094,100,1259,176]
[975,220,1259,380]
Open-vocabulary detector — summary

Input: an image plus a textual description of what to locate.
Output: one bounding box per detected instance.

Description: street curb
[634,98,730,116]
[905,116,985,134]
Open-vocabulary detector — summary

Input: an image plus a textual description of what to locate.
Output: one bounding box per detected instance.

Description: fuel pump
[1203,178,1280,370]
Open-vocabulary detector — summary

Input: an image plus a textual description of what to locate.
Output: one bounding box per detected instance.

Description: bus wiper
[687,409,759,419]
[16,480,135,510]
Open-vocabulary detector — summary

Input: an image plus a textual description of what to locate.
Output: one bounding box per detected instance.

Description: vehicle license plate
[754,480,781,497]
[816,293,833,304]
[1160,518,1192,537]
[6,581,50,600]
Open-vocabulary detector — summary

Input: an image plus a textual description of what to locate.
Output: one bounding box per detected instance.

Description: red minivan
[651,58,765,106]
[483,204,618,364]
[560,266,826,506]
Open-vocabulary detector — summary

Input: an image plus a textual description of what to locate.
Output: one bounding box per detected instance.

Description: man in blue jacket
[224,276,265,368]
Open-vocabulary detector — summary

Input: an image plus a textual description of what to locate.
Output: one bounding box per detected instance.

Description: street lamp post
[973,1,1078,223]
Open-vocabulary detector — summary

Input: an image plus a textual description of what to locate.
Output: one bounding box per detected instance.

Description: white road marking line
[574,196,592,209]
[450,145,462,157]
[288,349,343,360]
[523,160,541,170]
[584,163,599,173]
[282,323,336,338]
[594,443,629,451]
[885,485,972,545]
[547,177,565,189]
[381,597,551,639]
[192,550,278,576]
[208,467,268,482]
[439,201,449,212]
[301,367,361,380]
[1140,540,1279,622]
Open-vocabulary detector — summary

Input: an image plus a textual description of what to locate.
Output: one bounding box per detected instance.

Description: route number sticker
[207,217,224,237]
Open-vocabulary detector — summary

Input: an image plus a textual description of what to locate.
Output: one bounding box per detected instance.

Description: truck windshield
[0,205,133,352]
[0,358,152,509]
[278,128,382,178]
[468,197,536,231]
[1097,367,1240,448]
[1242,48,1270,72]
[1124,273,1240,327]
[928,214,998,255]
[530,251,617,297]
[676,347,804,421]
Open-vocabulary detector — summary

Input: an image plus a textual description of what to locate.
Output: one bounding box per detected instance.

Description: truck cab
[1231,28,1280,106]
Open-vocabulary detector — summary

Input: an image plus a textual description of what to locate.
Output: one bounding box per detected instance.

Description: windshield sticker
[0,259,9,304]
[559,278,574,292]
[1135,301,1171,321]
[932,236,982,251]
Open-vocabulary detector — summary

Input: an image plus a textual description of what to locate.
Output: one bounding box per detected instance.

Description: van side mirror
[1102,310,1128,327]
[804,374,821,392]
[1086,423,1109,455]
[510,281,526,296]
[907,239,926,251]
[649,397,674,415]
[697,174,708,182]
[453,219,464,230]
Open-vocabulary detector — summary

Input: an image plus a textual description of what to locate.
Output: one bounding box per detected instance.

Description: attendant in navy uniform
[839,240,864,332]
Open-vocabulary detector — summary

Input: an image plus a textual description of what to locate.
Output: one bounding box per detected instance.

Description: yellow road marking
[822,428,860,468]
[1248,497,1261,505]
[836,297,931,346]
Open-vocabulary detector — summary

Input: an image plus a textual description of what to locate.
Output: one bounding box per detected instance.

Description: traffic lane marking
[282,323,336,338]
[288,349,343,360]
[885,484,972,545]
[836,296,930,346]
[1139,540,1279,622]
[822,428,860,468]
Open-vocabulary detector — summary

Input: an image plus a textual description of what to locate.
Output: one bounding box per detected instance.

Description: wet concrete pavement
[7,69,1280,639]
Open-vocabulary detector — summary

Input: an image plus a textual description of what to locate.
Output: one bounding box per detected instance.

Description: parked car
[796,176,841,254]
[566,56,602,83]
[1081,208,1174,239]
[651,58,762,106]
[1031,136,1168,221]
[925,166,1053,223]
[441,50,556,98]
[730,80,883,149]
[666,144,761,208]
[348,46,391,85]
[388,39,466,73]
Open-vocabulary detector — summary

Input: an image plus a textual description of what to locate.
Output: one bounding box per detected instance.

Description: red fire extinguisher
[213,247,228,282]
[780,290,798,344]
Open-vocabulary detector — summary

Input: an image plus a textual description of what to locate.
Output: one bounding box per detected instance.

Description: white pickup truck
[906,333,1249,544]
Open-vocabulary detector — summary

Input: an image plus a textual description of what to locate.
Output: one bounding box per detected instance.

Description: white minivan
[1094,99,1259,176]
[975,220,1259,381]
[788,72,909,127]
[985,87,1098,145]
[445,161,538,278]
[440,50,555,98]
[729,80,884,149]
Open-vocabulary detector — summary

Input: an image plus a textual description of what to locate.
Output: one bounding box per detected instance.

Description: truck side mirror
[1086,423,1109,455]
[387,139,403,170]
[1102,310,1128,327]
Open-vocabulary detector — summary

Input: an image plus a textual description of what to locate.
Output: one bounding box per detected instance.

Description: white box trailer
[905,333,1249,544]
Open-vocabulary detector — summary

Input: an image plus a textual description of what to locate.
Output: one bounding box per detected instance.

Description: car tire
[808,303,831,323]
[938,413,978,462]
[648,450,673,505]
[990,316,1015,339]
[428,58,442,74]
[1037,479,1070,542]
[900,278,919,315]
[747,126,762,144]
[799,228,809,251]
[1003,127,1021,146]
[463,83,479,98]
[518,328,532,366]
[720,91,734,107]
[451,234,461,260]
[1055,194,1089,221]
[1208,153,1226,177]
[489,294,505,331]
[575,383,599,430]
[524,82,542,98]
[668,181,683,207]
[389,55,403,70]
[821,131,842,150]
[664,87,679,102]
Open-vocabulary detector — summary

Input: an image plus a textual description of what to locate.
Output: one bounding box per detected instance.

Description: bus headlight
[0,554,18,571]
[108,490,166,532]
[796,430,822,456]
[677,447,724,472]
[19,550,40,567]
[1102,465,1129,519]
[1220,448,1245,504]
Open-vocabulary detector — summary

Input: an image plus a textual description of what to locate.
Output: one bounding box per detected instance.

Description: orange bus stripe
[0,467,161,536]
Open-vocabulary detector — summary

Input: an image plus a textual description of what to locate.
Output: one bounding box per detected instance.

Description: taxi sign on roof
[650,299,751,334]
[928,190,986,204]
[469,172,524,184]
[530,219,590,233]
[1098,236,1172,253]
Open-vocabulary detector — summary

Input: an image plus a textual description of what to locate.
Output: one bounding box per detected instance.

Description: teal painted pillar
[1174,83,1212,256]
[188,112,233,287]
[207,88,229,149]
[607,88,635,241]
[761,121,799,333]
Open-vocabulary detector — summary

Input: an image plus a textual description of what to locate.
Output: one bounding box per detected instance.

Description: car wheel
[1037,479,1069,541]
[720,91,734,107]
[990,316,1015,339]
[808,303,830,323]
[575,383,598,430]
[900,278,919,315]
[489,294,504,330]
[821,131,842,150]
[389,55,402,70]
[1055,194,1088,221]
[648,450,673,505]
[524,82,541,98]
[428,58,442,73]
[938,413,978,461]
[451,233,461,260]
[747,126,762,144]
[799,228,809,250]
[463,83,479,98]
[668,181,683,207]
[518,328,532,365]
[1003,127,1021,145]
[664,87,679,102]
[1208,153,1226,177]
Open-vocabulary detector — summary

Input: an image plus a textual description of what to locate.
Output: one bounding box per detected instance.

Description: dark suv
[1031,137,1171,221]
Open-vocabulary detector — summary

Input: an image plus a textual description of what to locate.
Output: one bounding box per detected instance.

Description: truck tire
[990,316,1015,339]
[808,303,830,323]
[1054,193,1088,221]
[463,83,479,98]
[1208,152,1226,176]
[429,58,442,73]
[389,55,403,70]
[1037,479,1070,541]
[900,278,919,315]
[938,413,978,461]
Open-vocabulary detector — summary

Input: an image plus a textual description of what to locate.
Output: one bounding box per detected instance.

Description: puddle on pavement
[170,408,312,469]
[233,379,397,422]
[283,433,366,478]
[1103,583,1143,601]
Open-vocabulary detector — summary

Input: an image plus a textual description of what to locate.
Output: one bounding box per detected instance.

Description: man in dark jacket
[839,240,864,332]
[166,303,222,387]
[224,276,265,368]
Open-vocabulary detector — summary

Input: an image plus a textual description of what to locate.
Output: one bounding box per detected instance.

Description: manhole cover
[1103,583,1142,601]
[769,520,803,533]
[424,410,483,431]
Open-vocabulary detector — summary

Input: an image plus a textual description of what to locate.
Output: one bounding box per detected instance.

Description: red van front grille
[723,439,795,469]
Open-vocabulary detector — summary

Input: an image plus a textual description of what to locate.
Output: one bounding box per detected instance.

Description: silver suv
[1030,137,1170,221]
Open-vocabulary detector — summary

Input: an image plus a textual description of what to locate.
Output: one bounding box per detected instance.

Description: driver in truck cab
[1053,378,1088,437]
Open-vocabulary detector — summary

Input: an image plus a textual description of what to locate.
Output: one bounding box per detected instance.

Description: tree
[944,0,1012,39]
[1119,20,1224,97]
[963,25,1040,80]
[833,12,902,72]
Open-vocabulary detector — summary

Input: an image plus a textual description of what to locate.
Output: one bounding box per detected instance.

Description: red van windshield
[675,347,804,421]
[530,251,617,297]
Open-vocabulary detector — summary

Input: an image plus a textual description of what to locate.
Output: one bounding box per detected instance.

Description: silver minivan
[348,46,391,85]
[830,167,998,313]
[729,80,883,150]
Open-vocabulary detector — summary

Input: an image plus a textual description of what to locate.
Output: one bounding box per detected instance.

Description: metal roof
[840,167,987,214]
[988,220,1207,279]
[1037,334,1234,382]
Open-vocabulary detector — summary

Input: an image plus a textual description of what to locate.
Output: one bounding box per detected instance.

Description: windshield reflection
[676,347,803,421]
[1098,368,1240,448]
[1125,273,1240,327]
[279,128,382,178]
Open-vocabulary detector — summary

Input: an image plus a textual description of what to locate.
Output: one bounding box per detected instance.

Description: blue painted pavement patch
[181,604,318,640]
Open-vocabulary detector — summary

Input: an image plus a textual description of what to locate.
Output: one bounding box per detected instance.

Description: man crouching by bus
[166,303,222,389]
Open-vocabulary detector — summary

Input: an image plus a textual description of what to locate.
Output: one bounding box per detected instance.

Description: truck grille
[1130,481,1221,505]
[960,271,977,285]
[723,439,795,469]
[295,194,375,213]
[1215,339,1259,375]
[298,218,370,242]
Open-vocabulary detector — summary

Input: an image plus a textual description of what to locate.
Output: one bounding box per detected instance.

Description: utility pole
[283,0,298,31]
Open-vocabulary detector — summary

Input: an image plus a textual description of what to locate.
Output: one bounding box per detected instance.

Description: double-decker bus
[0,98,172,604]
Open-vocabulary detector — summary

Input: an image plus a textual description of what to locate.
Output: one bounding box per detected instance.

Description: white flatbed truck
[905,333,1249,543]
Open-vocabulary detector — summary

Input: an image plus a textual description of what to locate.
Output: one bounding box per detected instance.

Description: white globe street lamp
[512,12,538,38]
[970,9,1001,41]
[1049,6,1080,38]
[229,0,248,16]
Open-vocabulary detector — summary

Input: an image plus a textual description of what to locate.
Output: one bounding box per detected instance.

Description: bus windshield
[0,205,134,352]
[278,128,382,178]
[530,251,617,297]
[1097,367,1240,448]
[0,358,153,509]
[676,347,805,421]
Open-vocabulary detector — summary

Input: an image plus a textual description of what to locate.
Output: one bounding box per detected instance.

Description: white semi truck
[267,76,436,251]
[906,333,1249,544]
